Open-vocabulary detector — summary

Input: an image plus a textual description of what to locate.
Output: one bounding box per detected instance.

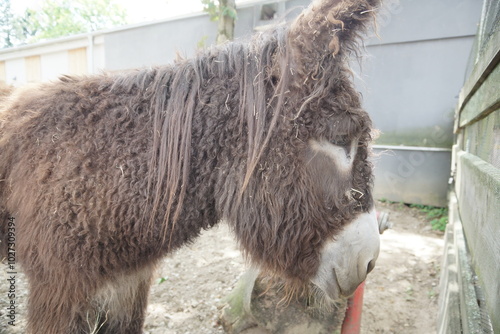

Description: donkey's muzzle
[311,209,380,300]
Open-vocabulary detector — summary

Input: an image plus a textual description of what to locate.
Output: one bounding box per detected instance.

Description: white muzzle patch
[311,209,380,301]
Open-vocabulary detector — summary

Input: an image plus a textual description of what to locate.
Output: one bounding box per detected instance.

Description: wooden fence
[437,1,499,332]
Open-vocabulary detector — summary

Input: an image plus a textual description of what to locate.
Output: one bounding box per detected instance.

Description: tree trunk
[216,0,235,44]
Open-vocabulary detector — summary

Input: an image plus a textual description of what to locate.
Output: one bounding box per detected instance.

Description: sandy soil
[0,201,444,334]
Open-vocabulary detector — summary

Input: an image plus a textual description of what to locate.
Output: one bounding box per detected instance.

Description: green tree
[201,0,237,44]
[11,9,41,45]
[0,0,15,47]
[1,0,127,48]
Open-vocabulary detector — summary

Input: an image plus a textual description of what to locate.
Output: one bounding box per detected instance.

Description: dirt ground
[361,202,444,334]
[0,201,444,334]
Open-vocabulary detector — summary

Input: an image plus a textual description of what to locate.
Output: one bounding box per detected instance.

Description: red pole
[341,281,365,334]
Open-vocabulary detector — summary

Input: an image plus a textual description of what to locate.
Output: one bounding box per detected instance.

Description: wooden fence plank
[458,27,500,110]
[462,109,500,167]
[459,62,500,127]
[437,200,463,334]
[455,151,500,332]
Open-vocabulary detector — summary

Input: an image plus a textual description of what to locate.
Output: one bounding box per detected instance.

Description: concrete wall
[371,146,452,206]
[438,0,499,331]
[104,15,218,71]
[104,0,308,71]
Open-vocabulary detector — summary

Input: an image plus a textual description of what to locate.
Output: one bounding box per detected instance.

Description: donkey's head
[223,0,382,301]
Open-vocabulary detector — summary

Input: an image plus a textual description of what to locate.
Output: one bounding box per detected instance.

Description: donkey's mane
[105,27,291,245]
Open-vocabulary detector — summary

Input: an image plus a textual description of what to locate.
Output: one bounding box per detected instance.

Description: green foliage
[201,0,237,44]
[378,198,405,208]
[379,198,405,209]
[378,199,448,232]
[409,204,448,231]
[197,35,208,50]
[201,0,237,22]
[1,0,127,48]
[201,0,219,21]
[221,5,237,19]
[0,0,15,47]
[430,216,448,232]
[12,9,41,43]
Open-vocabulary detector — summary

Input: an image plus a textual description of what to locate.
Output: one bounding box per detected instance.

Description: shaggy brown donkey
[0,0,382,332]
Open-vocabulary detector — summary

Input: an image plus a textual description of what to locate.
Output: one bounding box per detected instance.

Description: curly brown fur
[0,83,12,102]
[0,0,380,332]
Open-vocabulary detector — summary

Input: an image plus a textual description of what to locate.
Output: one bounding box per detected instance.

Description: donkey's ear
[288,0,381,77]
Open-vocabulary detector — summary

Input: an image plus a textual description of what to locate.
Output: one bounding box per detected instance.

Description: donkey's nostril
[367,259,375,274]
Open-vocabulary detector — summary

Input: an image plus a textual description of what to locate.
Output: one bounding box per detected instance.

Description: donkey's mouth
[320,268,361,301]
[311,210,380,302]
[324,268,342,301]
[312,267,342,301]
[338,277,364,299]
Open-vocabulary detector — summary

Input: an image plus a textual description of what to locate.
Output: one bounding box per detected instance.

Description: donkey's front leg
[25,269,95,334]
[90,264,156,334]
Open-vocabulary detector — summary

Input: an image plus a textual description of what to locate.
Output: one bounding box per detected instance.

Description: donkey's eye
[331,135,350,147]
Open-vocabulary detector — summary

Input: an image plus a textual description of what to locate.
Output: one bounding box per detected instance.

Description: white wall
[4,58,25,86]
[91,36,106,74]
[0,33,105,86]
[41,52,69,82]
